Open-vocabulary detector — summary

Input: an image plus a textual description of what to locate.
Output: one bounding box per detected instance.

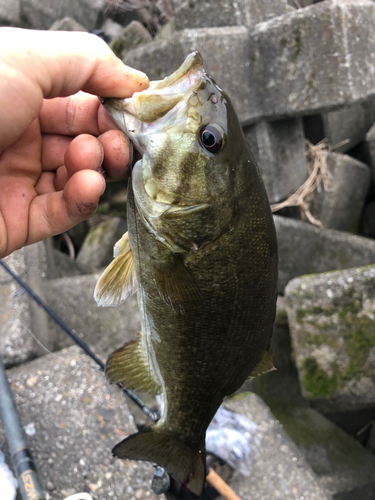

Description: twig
[62,232,75,260]
[293,0,302,8]
[206,468,242,500]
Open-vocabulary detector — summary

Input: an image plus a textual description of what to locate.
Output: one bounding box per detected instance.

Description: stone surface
[273,406,375,499]
[77,217,126,271]
[309,152,370,233]
[173,0,293,30]
[223,394,331,500]
[360,201,375,239]
[0,346,159,500]
[368,423,375,452]
[244,118,308,204]
[0,0,21,26]
[0,243,52,368]
[275,215,375,292]
[20,0,106,31]
[111,20,152,59]
[44,273,140,359]
[304,98,375,153]
[49,249,90,279]
[49,16,88,31]
[364,122,375,187]
[100,17,124,41]
[285,264,375,412]
[249,0,375,121]
[124,26,255,125]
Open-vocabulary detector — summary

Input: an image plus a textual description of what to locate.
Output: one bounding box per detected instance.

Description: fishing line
[0,259,158,423]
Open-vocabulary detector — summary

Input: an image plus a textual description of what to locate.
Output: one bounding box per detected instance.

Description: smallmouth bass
[94,52,278,496]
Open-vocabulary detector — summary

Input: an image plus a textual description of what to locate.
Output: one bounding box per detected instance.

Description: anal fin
[106,338,161,395]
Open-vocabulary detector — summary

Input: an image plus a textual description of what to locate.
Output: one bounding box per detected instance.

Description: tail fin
[113,427,206,496]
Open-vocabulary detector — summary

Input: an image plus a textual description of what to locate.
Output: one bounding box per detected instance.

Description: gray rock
[44,273,140,359]
[100,18,124,41]
[250,0,375,120]
[0,0,21,26]
[304,98,375,153]
[111,20,152,59]
[49,249,90,279]
[364,122,375,187]
[224,394,331,500]
[275,215,375,292]
[155,18,176,40]
[285,264,375,412]
[77,217,126,271]
[368,423,375,452]
[273,406,375,499]
[309,152,370,233]
[244,118,308,204]
[49,16,88,31]
[0,346,159,500]
[173,0,293,30]
[20,0,106,31]
[124,26,256,125]
[0,243,52,368]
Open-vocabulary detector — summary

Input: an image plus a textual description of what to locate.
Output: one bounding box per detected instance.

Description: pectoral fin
[249,348,275,378]
[106,338,161,395]
[94,232,137,307]
[152,254,202,315]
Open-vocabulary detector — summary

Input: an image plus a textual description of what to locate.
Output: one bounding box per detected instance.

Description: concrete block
[364,122,375,187]
[44,273,140,359]
[20,0,106,31]
[360,201,375,239]
[244,118,308,204]
[250,0,375,120]
[0,243,52,368]
[224,394,331,500]
[285,264,375,412]
[0,0,21,26]
[49,16,88,31]
[275,215,375,292]
[173,0,293,30]
[304,98,375,153]
[309,152,370,232]
[0,346,158,499]
[110,20,152,59]
[273,406,375,499]
[77,217,126,272]
[124,26,256,125]
[100,18,124,41]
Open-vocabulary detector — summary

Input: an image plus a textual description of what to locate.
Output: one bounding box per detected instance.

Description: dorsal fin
[94,232,137,307]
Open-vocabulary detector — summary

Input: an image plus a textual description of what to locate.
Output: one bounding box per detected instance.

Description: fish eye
[199,124,225,154]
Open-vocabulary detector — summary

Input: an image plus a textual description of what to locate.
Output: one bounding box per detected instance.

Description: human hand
[0,27,149,259]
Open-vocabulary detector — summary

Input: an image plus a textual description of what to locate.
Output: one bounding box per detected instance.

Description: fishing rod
[0,259,158,423]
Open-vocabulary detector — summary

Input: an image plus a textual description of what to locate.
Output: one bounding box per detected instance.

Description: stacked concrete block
[309,153,370,232]
[304,98,375,153]
[0,0,21,26]
[275,215,375,292]
[110,20,153,59]
[363,123,375,185]
[173,0,293,30]
[285,264,375,412]
[244,118,308,204]
[49,16,88,31]
[20,0,106,31]
[0,243,52,368]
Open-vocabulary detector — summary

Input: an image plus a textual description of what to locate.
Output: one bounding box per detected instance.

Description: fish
[94,52,278,496]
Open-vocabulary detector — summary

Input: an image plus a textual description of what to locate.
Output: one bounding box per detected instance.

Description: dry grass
[271,140,332,227]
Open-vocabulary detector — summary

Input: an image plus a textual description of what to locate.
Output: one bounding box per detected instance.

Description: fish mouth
[101,52,204,128]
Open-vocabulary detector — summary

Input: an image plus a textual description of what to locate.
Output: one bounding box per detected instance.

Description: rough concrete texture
[309,152,370,233]
[49,249,90,279]
[0,346,159,500]
[173,0,293,30]
[364,122,375,186]
[77,217,127,272]
[360,201,375,239]
[123,26,256,125]
[275,215,375,292]
[49,16,88,31]
[100,18,124,41]
[0,0,21,26]
[110,20,153,59]
[272,406,375,499]
[249,0,375,120]
[44,273,140,359]
[20,0,106,31]
[223,394,331,500]
[244,118,308,204]
[303,98,375,153]
[285,264,375,412]
[0,243,52,368]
